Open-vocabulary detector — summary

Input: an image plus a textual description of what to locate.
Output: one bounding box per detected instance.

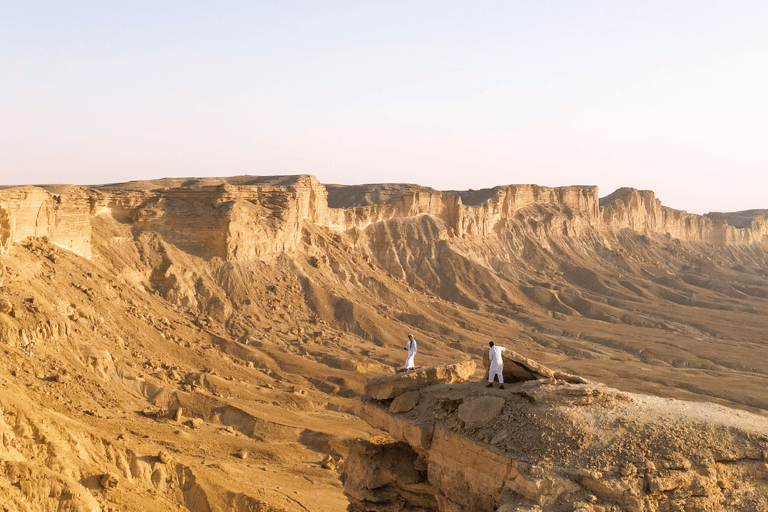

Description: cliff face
[346,358,768,512]
[3,178,766,264]
[3,177,768,397]
[0,187,92,257]
[86,175,330,261]
[600,188,768,244]
[327,184,600,239]
[3,180,599,261]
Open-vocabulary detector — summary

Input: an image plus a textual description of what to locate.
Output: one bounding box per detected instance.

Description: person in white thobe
[487,341,506,388]
[404,334,417,369]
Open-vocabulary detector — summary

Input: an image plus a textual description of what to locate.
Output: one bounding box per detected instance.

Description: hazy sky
[2,1,767,214]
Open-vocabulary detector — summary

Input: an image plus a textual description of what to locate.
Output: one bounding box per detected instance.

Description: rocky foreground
[346,355,768,512]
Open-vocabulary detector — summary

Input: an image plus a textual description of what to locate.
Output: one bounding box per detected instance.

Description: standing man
[487,341,506,389]
[404,334,417,370]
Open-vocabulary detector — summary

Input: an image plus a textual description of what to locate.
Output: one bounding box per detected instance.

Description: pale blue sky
[2,1,767,213]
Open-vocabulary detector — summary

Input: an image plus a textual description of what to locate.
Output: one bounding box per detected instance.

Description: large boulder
[390,390,421,413]
[482,348,588,384]
[365,361,476,400]
[458,396,505,430]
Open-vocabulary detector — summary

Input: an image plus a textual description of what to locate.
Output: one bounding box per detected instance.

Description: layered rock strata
[365,361,477,400]
[4,176,767,260]
[327,184,600,238]
[90,175,330,261]
[0,186,92,257]
[600,188,768,244]
[346,366,768,512]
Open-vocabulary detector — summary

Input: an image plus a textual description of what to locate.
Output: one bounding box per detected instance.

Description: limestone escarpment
[329,184,602,301]
[347,366,768,512]
[2,176,768,408]
[92,175,330,261]
[0,186,92,257]
[706,209,768,229]
[706,209,768,244]
[600,187,768,244]
[3,178,765,266]
[327,184,600,239]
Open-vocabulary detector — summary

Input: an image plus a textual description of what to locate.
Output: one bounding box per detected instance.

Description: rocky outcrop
[347,369,768,512]
[342,435,438,512]
[92,175,330,261]
[0,187,92,256]
[364,361,476,400]
[481,348,590,384]
[600,188,768,245]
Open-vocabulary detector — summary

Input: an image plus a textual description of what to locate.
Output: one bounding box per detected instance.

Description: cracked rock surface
[348,366,768,512]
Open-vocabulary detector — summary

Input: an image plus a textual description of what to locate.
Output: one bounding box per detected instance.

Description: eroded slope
[1,175,768,511]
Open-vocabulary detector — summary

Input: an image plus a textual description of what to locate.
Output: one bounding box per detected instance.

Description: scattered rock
[390,390,421,414]
[0,298,13,315]
[321,454,337,471]
[457,396,505,429]
[53,373,72,384]
[100,472,119,490]
[158,451,172,464]
[190,418,204,429]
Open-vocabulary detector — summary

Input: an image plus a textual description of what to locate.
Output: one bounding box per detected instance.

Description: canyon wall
[91,175,331,261]
[327,184,600,237]
[0,187,92,257]
[600,188,768,244]
[2,177,767,260]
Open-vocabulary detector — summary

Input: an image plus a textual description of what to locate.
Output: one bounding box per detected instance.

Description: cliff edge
[346,358,768,512]
[3,177,767,262]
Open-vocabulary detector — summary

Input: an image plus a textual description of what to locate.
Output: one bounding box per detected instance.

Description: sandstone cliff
[88,175,330,261]
[0,186,92,257]
[347,359,768,512]
[4,178,767,265]
[600,187,768,244]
